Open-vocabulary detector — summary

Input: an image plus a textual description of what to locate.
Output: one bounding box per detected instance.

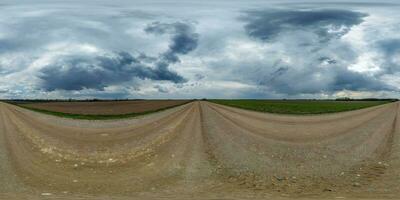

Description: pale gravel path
[0,101,399,199]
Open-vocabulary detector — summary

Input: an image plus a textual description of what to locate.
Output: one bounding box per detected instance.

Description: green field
[209,100,394,115]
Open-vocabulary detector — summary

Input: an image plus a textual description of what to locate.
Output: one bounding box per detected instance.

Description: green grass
[11,101,192,120]
[209,100,394,115]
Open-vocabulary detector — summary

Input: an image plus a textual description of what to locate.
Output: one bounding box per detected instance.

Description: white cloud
[348,52,381,73]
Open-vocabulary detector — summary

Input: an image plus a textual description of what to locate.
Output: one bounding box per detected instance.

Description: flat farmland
[210,99,393,114]
[14,100,190,119]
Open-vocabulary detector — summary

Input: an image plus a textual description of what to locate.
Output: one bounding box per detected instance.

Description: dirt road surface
[0,101,399,199]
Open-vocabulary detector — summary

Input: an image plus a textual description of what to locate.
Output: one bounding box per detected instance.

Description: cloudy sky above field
[0,0,400,99]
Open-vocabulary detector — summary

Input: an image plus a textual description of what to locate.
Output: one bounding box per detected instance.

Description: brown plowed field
[0,101,399,199]
[19,100,190,115]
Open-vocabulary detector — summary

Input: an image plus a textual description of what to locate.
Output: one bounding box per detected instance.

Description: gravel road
[0,101,399,199]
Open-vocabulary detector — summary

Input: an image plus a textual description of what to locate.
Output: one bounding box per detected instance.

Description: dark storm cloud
[234,8,396,96]
[195,74,205,80]
[154,85,169,93]
[38,21,199,92]
[242,9,367,42]
[256,62,393,95]
[318,57,337,64]
[376,39,400,74]
[39,52,185,91]
[271,66,289,77]
[145,22,199,63]
[331,68,390,91]
[378,39,400,55]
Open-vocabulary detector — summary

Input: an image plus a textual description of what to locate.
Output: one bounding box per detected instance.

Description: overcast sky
[0,0,399,99]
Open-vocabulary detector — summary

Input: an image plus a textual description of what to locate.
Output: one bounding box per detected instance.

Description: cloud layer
[0,1,399,99]
[243,9,367,42]
[234,8,398,96]
[38,51,186,91]
[38,21,199,91]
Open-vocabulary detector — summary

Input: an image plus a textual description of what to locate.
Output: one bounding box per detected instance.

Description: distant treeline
[0,98,189,104]
[205,98,399,102]
[334,97,398,102]
[1,98,398,104]
[4,98,138,102]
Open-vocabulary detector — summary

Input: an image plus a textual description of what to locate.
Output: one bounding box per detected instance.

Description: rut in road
[0,101,399,199]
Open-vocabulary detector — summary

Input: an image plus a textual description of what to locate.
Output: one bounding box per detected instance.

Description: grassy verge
[209,100,394,115]
[9,101,192,120]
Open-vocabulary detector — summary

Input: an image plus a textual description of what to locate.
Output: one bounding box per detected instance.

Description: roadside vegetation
[6,100,191,120]
[2,98,396,119]
[209,99,396,115]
